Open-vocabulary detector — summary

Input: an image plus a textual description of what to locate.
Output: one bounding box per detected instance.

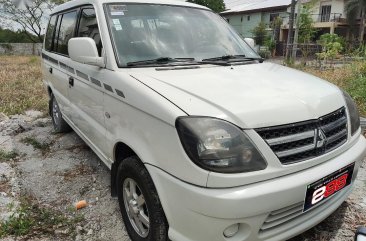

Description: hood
[128,63,345,128]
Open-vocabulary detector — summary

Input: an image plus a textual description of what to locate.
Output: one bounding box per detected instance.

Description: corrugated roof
[222,0,292,14]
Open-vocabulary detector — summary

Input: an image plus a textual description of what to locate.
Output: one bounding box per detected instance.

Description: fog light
[223,223,239,238]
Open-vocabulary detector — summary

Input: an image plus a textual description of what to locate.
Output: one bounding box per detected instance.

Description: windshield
[105,4,259,67]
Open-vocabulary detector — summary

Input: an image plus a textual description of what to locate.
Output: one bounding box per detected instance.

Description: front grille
[259,188,348,238]
[256,107,348,164]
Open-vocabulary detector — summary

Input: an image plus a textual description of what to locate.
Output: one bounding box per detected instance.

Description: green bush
[317,33,344,60]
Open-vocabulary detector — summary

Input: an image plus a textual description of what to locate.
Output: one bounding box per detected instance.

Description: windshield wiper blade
[202,55,263,62]
[127,57,195,66]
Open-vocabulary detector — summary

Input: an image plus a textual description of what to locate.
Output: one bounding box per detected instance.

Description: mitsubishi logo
[316,129,327,148]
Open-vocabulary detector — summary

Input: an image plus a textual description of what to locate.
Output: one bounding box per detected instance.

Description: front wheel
[116,156,169,241]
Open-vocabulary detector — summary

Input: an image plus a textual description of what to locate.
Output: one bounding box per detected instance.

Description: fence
[0,43,42,55]
[281,43,323,58]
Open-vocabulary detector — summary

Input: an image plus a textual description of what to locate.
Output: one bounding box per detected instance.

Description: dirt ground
[0,111,365,241]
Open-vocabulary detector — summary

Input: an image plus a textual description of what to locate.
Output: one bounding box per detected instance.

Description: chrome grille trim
[266,130,315,146]
[264,203,303,223]
[327,129,347,143]
[276,143,316,158]
[321,116,347,133]
[256,107,348,164]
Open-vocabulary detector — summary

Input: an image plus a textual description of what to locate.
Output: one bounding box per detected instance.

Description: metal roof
[222,0,292,14]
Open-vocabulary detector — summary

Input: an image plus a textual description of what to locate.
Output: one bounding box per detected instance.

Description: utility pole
[286,0,296,61]
[292,0,302,60]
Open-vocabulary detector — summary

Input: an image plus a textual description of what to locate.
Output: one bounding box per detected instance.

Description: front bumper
[146,135,366,241]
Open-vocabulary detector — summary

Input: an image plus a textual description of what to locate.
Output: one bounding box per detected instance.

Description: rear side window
[55,11,78,55]
[44,15,57,51]
[77,8,102,56]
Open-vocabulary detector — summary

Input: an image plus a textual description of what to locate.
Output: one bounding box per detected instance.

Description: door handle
[69,77,74,87]
[49,67,53,74]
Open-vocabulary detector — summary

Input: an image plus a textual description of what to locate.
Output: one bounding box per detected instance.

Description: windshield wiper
[126,57,195,67]
[202,55,264,63]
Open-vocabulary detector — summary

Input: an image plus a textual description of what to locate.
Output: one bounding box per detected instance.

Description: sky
[0,0,51,34]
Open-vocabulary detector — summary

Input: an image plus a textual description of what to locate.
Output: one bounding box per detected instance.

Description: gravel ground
[0,111,365,241]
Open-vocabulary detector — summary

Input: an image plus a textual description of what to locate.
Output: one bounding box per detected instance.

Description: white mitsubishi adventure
[41,0,366,240]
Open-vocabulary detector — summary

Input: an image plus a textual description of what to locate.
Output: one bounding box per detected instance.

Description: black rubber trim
[104,83,113,92]
[59,62,75,74]
[42,53,59,65]
[111,162,118,197]
[76,70,89,80]
[42,52,130,101]
[115,89,125,98]
[90,77,102,87]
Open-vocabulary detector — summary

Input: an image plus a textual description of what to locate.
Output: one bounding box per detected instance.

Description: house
[221,0,360,42]
[282,0,350,42]
[221,0,291,39]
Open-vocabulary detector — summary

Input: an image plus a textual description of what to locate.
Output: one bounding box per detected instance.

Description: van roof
[52,0,209,14]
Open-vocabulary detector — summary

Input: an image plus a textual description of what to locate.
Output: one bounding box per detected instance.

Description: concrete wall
[226,12,276,38]
[0,43,42,55]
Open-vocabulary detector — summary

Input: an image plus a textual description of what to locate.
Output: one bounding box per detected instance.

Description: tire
[50,94,71,133]
[116,156,169,241]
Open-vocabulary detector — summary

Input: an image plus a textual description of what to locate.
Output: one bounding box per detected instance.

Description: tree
[0,0,66,43]
[251,22,268,46]
[297,5,317,63]
[0,27,37,42]
[345,0,366,42]
[317,33,344,66]
[187,0,225,13]
[298,6,317,44]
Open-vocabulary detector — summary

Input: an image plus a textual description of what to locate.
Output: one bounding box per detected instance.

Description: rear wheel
[116,156,169,241]
[50,94,71,133]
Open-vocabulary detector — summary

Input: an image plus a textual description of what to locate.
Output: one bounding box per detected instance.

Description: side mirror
[68,37,105,68]
[244,38,256,50]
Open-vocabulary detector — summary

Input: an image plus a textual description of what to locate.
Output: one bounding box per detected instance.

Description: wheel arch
[47,85,53,97]
[111,142,139,197]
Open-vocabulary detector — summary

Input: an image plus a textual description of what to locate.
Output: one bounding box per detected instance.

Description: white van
[41,0,366,240]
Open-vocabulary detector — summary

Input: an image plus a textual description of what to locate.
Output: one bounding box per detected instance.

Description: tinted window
[78,8,102,56]
[56,11,78,55]
[44,15,57,51]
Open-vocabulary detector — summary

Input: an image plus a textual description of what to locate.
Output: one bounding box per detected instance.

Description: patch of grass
[28,56,39,64]
[0,149,18,161]
[21,137,50,151]
[0,197,84,238]
[0,56,47,115]
[301,61,366,116]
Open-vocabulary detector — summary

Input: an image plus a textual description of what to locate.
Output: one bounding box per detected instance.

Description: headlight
[176,117,267,173]
[342,90,360,135]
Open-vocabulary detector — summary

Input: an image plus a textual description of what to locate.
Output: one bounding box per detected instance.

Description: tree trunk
[360,11,365,42]
[37,33,43,43]
[286,0,296,60]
